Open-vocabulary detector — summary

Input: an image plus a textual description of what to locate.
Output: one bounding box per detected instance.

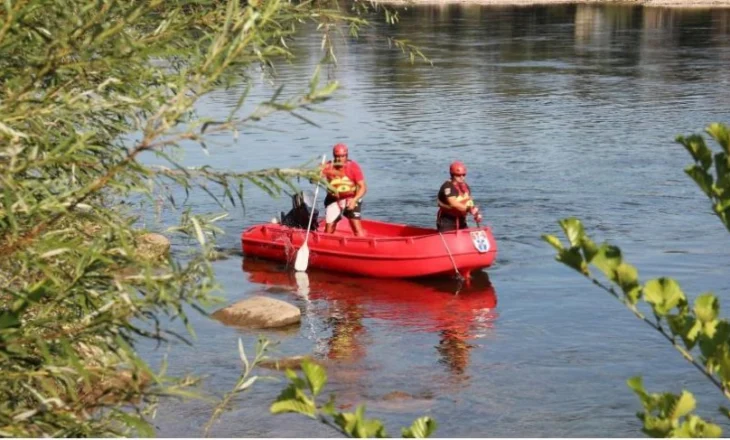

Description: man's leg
[348,219,364,237]
[325,201,342,233]
[437,216,457,232]
[344,199,364,237]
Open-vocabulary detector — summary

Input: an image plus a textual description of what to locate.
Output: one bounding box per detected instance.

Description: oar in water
[294,154,327,272]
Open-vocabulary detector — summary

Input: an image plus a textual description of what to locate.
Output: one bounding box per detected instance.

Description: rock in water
[212,296,301,329]
[259,355,323,371]
[135,233,171,261]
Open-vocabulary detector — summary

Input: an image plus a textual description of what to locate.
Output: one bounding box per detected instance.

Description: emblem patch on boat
[470,231,490,253]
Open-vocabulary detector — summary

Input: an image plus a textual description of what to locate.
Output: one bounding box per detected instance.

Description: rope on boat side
[438,231,463,282]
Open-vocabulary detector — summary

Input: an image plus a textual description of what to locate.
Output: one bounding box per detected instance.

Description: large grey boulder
[212,296,301,329]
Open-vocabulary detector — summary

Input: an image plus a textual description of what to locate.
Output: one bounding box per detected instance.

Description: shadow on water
[241,257,499,385]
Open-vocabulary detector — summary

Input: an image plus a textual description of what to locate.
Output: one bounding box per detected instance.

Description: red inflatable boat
[240,218,497,279]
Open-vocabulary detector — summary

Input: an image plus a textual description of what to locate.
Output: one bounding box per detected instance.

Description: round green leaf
[694,294,719,323]
[643,278,686,316]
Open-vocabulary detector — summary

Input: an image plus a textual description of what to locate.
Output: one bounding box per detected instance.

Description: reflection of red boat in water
[242,258,498,379]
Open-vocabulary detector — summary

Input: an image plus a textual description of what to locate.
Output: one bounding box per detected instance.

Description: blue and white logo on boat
[470,231,490,253]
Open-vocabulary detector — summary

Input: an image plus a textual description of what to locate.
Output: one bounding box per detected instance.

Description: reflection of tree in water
[436,327,474,379]
[324,301,368,363]
[319,300,370,409]
[432,270,497,383]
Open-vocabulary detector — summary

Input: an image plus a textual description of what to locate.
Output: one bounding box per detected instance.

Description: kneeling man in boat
[321,143,367,236]
[437,161,483,232]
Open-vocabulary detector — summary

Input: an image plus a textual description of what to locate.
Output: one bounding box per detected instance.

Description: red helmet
[333,143,348,156]
[450,161,467,176]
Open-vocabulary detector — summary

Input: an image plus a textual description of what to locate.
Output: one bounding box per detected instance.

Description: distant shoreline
[372,0,730,8]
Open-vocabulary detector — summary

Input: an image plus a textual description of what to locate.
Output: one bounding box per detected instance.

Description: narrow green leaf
[238,338,250,371]
[713,345,730,386]
[707,122,730,155]
[0,311,20,330]
[627,376,648,403]
[541,234,563,251]
[590,244,622,281]
[580,236,599,262]
[667,314,699,350]
[670,391,696,419]
[702,422,723,437]
[321,395,336,416]
[678,134,713,170]
[237,376,258,391]
[714,152,730,190]
[556,248,587,275]
[270,399,316,418]
[615,262,640,301]
[402,416,438,438]
[559,217,585,248]
[676,414,723,438]
[685,165,714,198]
[190,216,206,245]
[334,410,360,435]
[643,415,673,437]
[115,412,155,438]
[719,406,730,420]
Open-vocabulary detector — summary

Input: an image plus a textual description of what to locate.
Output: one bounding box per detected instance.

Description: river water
[137,4,730,437]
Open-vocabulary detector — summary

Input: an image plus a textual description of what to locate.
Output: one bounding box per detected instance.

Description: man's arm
[348,179,367,210]
[443,196,470,213]
[347,162,367,209]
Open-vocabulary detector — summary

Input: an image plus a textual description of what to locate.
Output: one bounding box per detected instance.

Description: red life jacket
[323,160,362,199]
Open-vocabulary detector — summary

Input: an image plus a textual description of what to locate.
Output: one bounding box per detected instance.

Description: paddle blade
[294,243,309,272]
[294,271,310,297]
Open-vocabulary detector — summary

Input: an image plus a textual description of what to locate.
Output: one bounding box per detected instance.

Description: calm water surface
[137,4,730,437]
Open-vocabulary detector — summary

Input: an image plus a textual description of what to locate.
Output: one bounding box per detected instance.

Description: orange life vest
[323,161,361,199]
[438,181,474,218]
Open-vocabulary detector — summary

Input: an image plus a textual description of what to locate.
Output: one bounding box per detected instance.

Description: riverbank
[372,0,730,8]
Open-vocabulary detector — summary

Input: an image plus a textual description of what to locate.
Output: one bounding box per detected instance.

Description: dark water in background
[136,4,730,437]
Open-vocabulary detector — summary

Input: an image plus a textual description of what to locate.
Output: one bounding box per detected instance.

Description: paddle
[294,154,327,272]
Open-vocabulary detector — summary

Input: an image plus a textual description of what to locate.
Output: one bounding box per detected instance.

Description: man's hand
[346,199,358,211]
[469,206,479,216]
[474,212,483,224]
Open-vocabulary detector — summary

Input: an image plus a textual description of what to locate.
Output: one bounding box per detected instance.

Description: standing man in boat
[321,143,367,236]
[437,161,483,232]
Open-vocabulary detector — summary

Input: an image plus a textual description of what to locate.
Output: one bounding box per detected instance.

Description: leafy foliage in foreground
[543,123,730,438]
[270,358,438,438]
[0,0,427,436]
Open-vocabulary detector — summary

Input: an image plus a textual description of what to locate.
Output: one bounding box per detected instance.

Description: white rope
[438,230,462,280]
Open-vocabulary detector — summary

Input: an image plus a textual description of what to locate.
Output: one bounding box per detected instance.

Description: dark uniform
[437,180,474,232]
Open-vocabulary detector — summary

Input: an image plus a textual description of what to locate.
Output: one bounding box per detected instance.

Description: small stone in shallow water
[212,296,301,329]
[135,233,171,261]
[258,355,324,371]
[366,390,435,412]
[382,391,414,401]
[206,249,230,261]
[264,286,296,294]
